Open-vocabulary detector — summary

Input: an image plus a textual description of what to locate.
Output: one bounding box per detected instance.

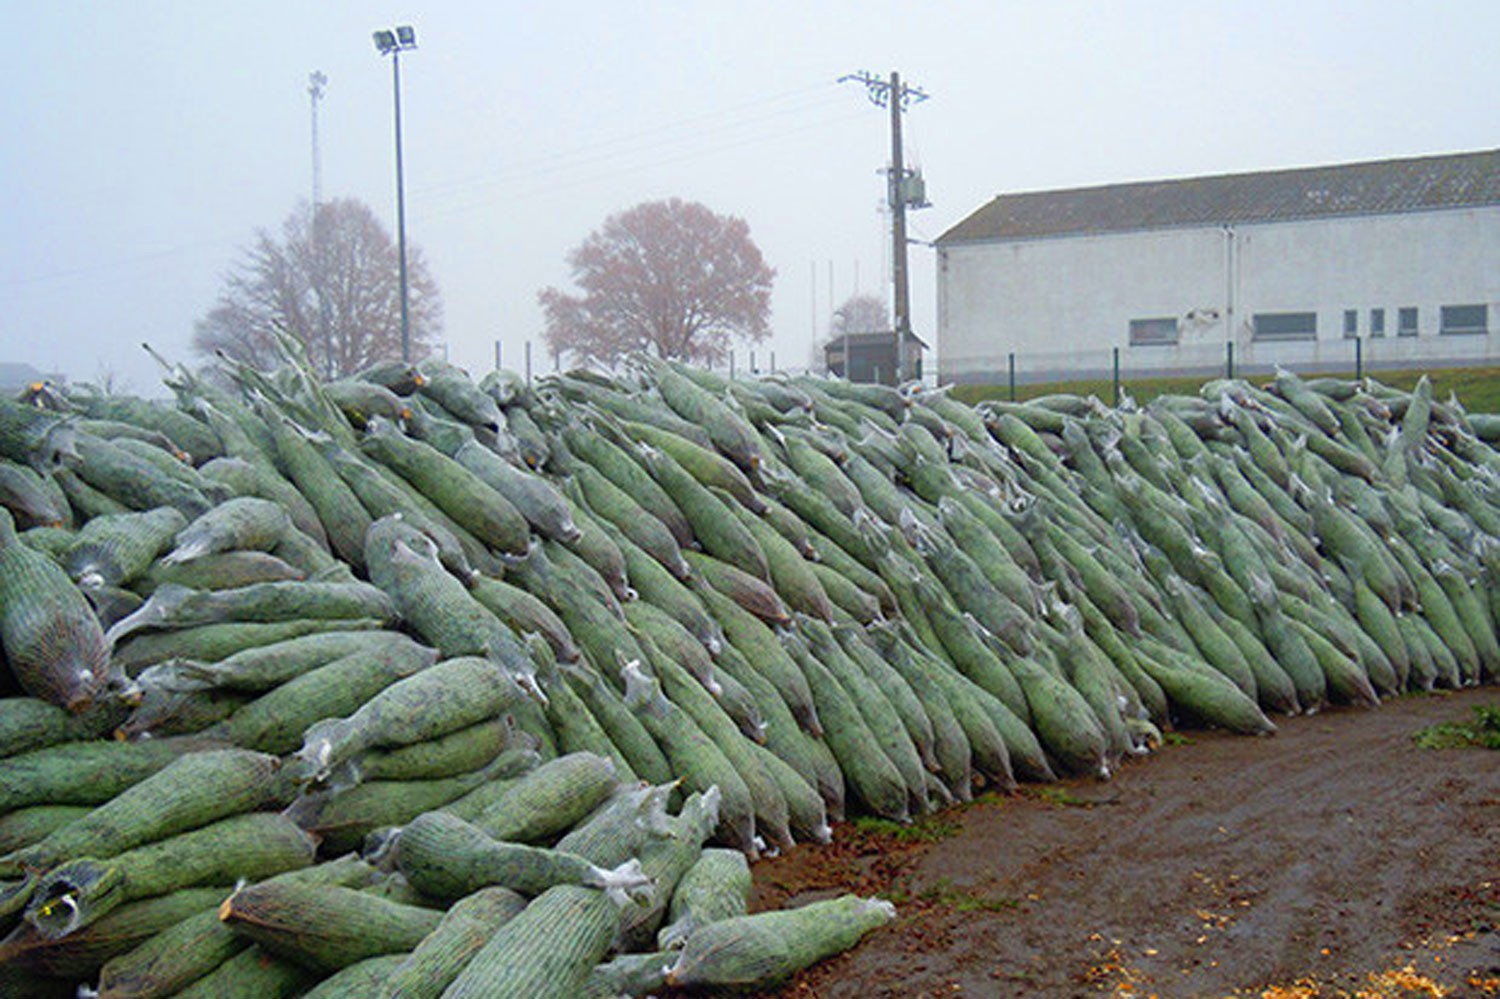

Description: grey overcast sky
[2,1,1496,395]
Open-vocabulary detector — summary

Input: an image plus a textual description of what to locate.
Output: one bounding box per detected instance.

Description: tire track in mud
[744,688,1500,998]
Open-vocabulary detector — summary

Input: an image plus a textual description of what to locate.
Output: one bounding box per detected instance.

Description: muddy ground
[734,688,1500,999]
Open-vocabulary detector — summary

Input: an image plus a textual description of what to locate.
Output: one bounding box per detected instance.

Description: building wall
[937,205,1500,382]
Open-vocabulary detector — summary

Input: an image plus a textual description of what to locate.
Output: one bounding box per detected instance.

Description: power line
[1,83,864,293]
[414,83,837,197]
[0,237,238,289]
[412,84,846,204]
[416,106,869,219]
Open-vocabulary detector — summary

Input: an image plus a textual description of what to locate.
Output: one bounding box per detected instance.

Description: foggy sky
[3,1,1496,396]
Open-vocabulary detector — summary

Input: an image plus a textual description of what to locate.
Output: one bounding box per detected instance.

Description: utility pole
[840,70,929,383]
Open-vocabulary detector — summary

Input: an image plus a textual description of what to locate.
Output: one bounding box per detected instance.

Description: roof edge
[936,148,1500,247]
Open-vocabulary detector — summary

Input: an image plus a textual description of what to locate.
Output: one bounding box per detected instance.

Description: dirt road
[744,688,1500,998]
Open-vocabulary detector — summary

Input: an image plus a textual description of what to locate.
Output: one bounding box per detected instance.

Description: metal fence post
[1355,336,1363,381]
[1008,352,1016,402]
[1112,347,1121,408]
[1226,341,1235,380]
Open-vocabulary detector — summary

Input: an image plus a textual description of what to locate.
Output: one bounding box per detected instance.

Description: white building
[935,149,1500,385]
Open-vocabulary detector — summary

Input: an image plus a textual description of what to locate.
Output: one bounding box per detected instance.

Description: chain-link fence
[939,332,1500,397]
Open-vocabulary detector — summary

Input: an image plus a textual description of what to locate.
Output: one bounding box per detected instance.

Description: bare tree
[539,198,775,368]
[814,292,889,371]
[90,364,130,397]
[193,198,442,377]
[831,292,888,337]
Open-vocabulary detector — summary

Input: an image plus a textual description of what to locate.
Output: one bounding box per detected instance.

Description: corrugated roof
[828,330,918,346]
[937,148,1500,245]
[824,331,929,350]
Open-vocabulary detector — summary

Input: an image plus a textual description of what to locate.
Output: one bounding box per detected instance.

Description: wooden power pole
[840,70,929,383]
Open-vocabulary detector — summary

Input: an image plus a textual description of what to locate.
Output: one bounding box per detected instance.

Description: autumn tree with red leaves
[193,198,442,377]
[539,198,775,367]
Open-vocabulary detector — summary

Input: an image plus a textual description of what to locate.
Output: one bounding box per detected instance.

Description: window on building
[1398,307,1418,337]
[1370,308,1385,337]
[1343,310,1358,339]
[1128,317,1179,346]
[1440,304,1488,335]
[1252,312,1318,341]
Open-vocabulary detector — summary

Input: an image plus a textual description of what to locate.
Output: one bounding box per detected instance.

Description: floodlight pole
[391,48,411,363]
[308,71,333,377]
[308,71,327,211]
[375,27,416,363]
